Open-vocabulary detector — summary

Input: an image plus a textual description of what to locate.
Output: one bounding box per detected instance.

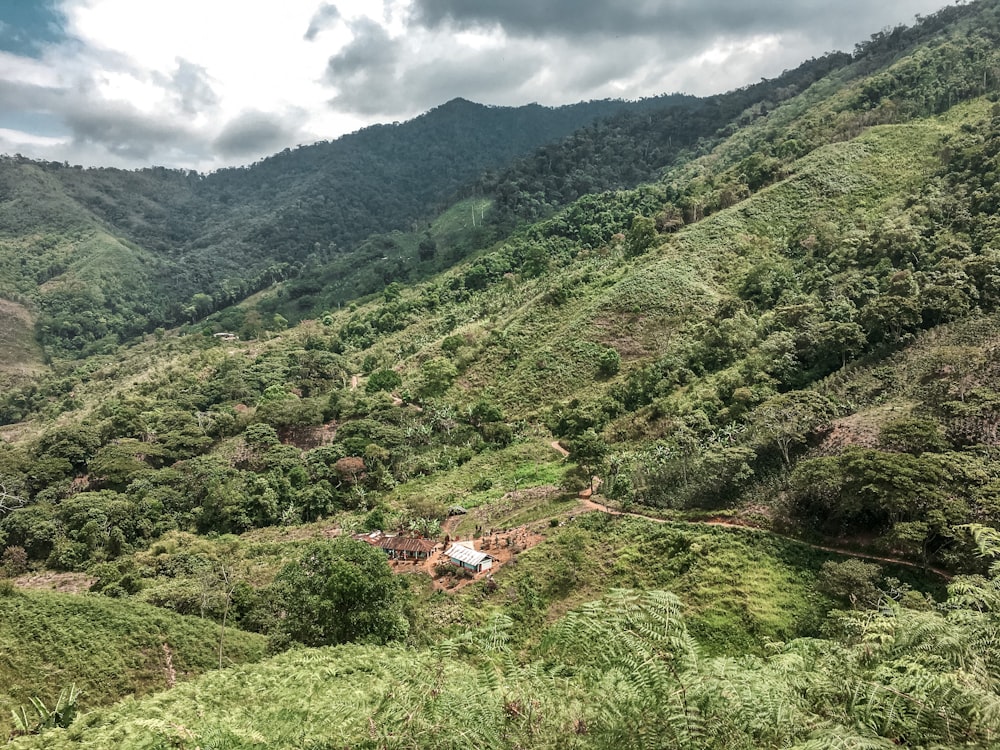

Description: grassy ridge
[0,300,44,388]
[0,587,267,739]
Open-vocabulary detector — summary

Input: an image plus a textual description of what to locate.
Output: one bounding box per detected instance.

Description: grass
[385,438,566,511]
[413,508,946,653]
[0,298,46,388]
[0,586,267,739]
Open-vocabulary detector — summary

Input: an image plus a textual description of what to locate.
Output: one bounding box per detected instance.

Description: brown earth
[13,571,97,593]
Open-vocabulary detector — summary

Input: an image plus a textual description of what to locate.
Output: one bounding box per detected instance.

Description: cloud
[326,17,398,79]
[63,100,198,159]
[323,17,549,116]
[213,110,300,158]
[305,3,341,41]
[169,58,218,114]
[0,0,953,169]
[411,0,934,43]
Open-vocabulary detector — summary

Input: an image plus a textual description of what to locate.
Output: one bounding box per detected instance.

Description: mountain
[0,96,691,360]
[0,53,866,361]
[4,0,1000,747]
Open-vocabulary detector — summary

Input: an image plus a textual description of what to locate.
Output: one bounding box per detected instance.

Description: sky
[0,0,952,172]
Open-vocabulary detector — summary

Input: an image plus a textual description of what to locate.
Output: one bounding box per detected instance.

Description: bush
[597,347,621,377]
[433,562,454,578]
[366,369,402,394]
[270,538,409,647]
[1,545,28,577]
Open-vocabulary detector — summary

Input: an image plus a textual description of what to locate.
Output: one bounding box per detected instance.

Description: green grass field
[0,586,267,739]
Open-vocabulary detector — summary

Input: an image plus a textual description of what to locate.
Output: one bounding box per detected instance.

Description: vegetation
[4,1,1000,746]
[0,587,266,739]
[8,535,1000,748]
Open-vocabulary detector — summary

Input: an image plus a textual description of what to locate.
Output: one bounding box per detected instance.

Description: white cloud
[0,127,67,149]
[0,0,957,169]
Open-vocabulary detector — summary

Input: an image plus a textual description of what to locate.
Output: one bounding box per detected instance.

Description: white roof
[445,544,493,566]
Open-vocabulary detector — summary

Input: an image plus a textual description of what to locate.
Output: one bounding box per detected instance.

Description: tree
[597,347,621,377]
[750,391,835,468]
[366,368,402,394]
[817,559,883,608]
[270,538,408,647]
[624,214,658,257]
[570,429,608,493]
[417,357,458,398]
[417,235,437,262]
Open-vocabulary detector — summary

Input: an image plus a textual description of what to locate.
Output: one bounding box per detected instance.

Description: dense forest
[4,0,1000,747]
[0,96,666,356]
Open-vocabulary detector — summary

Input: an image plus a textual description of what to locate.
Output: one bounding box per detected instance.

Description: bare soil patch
[14,571,97,593]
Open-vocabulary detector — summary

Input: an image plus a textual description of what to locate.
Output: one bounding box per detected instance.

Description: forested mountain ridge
[0,47,871,361]
[0,96,686,358]
[6,0,1000,747]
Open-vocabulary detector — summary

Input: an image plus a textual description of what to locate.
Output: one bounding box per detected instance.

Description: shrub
[1,545,28,577]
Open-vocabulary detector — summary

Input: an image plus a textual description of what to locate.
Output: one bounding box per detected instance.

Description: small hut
[444,543,494,573]
[375,536,436,561]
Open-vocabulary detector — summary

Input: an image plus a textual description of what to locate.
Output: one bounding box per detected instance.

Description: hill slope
[5,3,1000,747]
[0,587,266,739]
[0,97,689,358]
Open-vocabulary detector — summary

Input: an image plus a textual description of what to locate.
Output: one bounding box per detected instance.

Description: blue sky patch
[0,2,67,57]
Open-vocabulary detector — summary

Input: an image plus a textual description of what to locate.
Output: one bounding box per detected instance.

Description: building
[444,543,494,573]
[357,532,436,560]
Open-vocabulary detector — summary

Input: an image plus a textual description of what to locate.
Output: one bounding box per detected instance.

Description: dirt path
[390,393,423,411]
[550,440,570,458]
[350,374,360,390]
[577,499,953,581]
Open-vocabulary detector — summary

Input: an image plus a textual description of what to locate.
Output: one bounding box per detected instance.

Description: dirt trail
[576,498,953,581]
[550,440,570,458]
[350,374,360,390]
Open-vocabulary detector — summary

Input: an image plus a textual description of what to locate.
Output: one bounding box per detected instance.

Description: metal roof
[376,536,436,554]
[444,543,493,566]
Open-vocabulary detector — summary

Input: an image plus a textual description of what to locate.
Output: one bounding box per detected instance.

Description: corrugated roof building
[444,543,494,573]
[376,536,436,560]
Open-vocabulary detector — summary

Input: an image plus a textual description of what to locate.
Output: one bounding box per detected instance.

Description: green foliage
[13,561,1000,749]
[269,538,409,647]
[816,559,885,609]
[417,357,458,399]
[596,346,621,378]
[623,214,658,257]
[0,588,266,738]
[10,684,81,736]
[366,368,402,394]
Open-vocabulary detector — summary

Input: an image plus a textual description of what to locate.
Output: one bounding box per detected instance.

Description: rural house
[444,543,494,573]
[357,532,436,560]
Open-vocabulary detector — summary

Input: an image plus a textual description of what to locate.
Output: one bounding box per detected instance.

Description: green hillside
[0,586,267,740]
[0,300,44,389]
[7,561,996,749]
[0,97,699,358]
[3,0,1000,746]
[0,52,863,360]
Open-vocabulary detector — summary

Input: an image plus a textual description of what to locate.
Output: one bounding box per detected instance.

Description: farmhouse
[357,532,436,560]
[444,543,494,573]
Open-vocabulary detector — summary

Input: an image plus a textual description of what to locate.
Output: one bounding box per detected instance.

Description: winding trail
[553,437,952,580]
[577,498,953,581]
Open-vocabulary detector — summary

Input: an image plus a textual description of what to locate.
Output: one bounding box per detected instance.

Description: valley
[2,1,1000,746]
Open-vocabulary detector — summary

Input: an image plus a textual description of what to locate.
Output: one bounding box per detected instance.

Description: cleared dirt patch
[13,571,97,593]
